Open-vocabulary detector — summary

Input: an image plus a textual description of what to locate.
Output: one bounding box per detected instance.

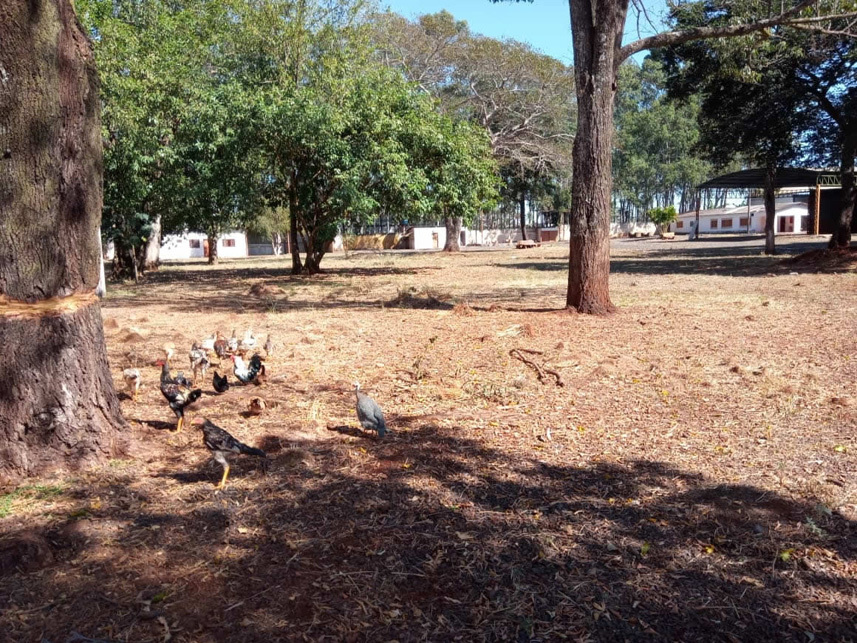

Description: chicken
[248,397,266,415]
[213,331,229,361]
[226,329,239,354]
[160,353,202,432]
[192,418,266,489]
[212,371,230,394]
[189,342,210,382]
[264,334,274,357]
[232,353,265,385]
[123,368,141,402]
[201,333,217,353]
[239,329,256,353]
[354,382,387,437]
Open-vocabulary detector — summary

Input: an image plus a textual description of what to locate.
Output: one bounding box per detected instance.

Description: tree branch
[618,0,855,64]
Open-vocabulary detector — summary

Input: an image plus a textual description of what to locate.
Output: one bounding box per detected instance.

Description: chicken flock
[121,329,387,489]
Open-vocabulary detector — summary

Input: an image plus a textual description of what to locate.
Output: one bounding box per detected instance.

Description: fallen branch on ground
[510,349,565,387]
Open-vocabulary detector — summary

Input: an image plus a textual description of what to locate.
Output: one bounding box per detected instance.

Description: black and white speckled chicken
[212,371,230,394]
[232,353,264,384]
[354,382,387,437]
[191,418,266,488]
[159,352,202,432]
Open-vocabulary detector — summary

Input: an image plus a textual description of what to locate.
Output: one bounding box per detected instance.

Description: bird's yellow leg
[217,465,230,489]
[175,416,183,432]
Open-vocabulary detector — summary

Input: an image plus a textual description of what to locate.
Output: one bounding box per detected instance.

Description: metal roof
[697,168,840,190]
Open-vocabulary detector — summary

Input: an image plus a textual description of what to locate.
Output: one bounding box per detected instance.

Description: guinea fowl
[232,354,264,385]
[212,371,230,394]
[264,334,273,357]
[159,351,202,431]
[354,382,387,437]
[192,418,266,489]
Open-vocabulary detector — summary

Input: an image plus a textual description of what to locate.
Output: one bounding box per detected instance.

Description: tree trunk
[829,129,856,249]
[519,191,528,241]
[443,216,462,252]
[272,232,282,256]
[566,0,626,314]
[208,232,219,265]
[763,160,777,255]
[129,246,139,283]
[289,178,302,274]
[143,214,162,271]
[0,0,126,478]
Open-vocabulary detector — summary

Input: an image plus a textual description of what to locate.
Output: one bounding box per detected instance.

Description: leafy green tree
[77,0,231,274]
[163,83,264,264]
[372,11,575,240]
[648,205,678,235]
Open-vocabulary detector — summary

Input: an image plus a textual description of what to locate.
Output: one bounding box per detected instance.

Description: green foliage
[647,205,678,230]
[613,59,712,221]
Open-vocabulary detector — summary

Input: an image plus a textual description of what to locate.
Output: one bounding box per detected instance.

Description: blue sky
[381,0,671,65]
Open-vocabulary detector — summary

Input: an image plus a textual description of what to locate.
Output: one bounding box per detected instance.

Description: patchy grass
[2,236,856,642]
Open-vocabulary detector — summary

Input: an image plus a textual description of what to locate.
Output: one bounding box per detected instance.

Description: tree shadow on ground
[507,240,830,278]
[2,423,855,643]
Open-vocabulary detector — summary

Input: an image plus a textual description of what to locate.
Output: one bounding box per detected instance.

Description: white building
[159,231,249,260]
[671,197,809,235]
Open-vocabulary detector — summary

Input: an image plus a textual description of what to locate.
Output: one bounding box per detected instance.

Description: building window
[222,239,236,248]
[676,220,684,229]
[739,217,749,227]
[189,239,201,249]
[721,218,733,228]
[710,219,718,229]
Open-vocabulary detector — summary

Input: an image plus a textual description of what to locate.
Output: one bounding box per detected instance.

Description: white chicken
[239,329,256,353]
[123,369,141,402]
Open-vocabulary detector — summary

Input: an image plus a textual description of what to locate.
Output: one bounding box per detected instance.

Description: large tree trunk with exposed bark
[519,191,528,241]
[763,160,777,255]
[829,129,855,249]
[207,230,219,265]
[443,216,462,252]
[0,0,126,478]
[566,0,625,314]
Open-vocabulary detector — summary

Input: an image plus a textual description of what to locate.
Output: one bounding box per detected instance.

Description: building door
[432,232,439,249]
[778,216,794,233]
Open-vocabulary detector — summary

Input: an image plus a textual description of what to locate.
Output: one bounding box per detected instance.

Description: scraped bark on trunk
[829,130,855,249]
[443,216,462,252]
[763,161,777,256]
[566,0,625,314]
[0,0,126,478]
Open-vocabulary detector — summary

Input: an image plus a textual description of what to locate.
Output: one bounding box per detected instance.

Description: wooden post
[747,191,751,233]
[813,184,821,235]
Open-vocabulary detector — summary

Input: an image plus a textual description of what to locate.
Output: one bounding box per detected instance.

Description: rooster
[213,371,230,394]
[160,352,202,432]
[191,418,266,489]
[189,342,210,382]
[232,353,264,385]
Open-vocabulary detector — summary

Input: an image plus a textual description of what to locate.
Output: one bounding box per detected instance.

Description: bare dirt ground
[2,235,856,643]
